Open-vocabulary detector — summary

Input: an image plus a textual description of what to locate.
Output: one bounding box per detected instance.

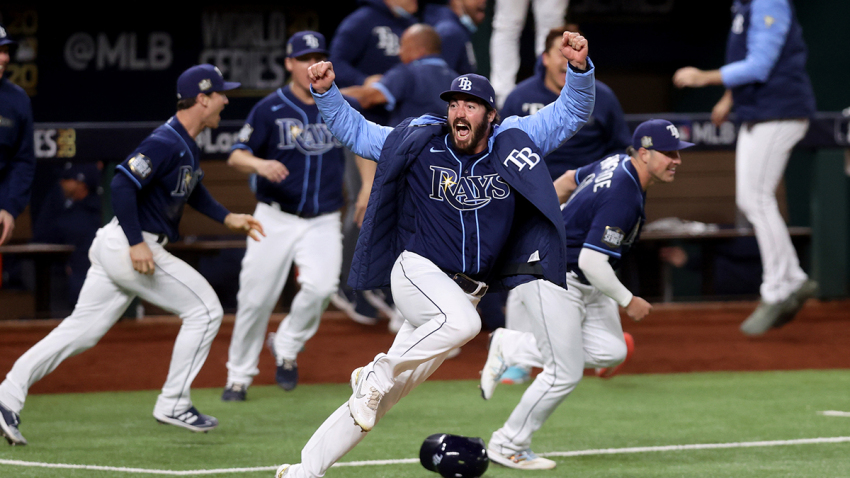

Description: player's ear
[196,93,210,107]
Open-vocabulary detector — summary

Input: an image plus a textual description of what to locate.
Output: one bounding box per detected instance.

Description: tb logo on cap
[303,34,320,49]
[666,124,680,138]
[457,77,473,91]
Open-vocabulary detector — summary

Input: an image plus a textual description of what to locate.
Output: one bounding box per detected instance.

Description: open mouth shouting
[453,119,472,143]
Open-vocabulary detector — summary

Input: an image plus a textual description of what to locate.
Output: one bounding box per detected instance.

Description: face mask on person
[459,14,478,33]
[393,6,414,19]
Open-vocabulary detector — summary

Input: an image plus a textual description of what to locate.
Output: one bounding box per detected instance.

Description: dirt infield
[1,299,848,396]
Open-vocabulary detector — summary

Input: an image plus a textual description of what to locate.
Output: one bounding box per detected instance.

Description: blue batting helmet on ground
[420,433,489,478]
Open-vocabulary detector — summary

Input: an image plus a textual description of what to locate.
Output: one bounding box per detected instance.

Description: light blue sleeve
[312,83,393,161]
[720,0,792,87]
[497,58,596,157]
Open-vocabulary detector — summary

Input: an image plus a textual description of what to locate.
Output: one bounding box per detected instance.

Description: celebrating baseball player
[273,31,594,478]
[672,0,818,335]
[0,64,264,446]
[479,119,694,470]
[221,31,351,401]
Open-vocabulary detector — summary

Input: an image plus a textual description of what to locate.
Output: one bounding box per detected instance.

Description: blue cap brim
[288,48,329,59]
[218,81,241,92]
[676,140,695,149]
[0,38,16,47]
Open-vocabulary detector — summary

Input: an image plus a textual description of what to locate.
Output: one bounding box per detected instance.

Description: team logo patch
[503,147,540,171]
[238,124,253,143]
[601,226,625,248]
[198,78,212,92]
[641,136,653,148]
[0,115,13,127]
[128,153,152,179]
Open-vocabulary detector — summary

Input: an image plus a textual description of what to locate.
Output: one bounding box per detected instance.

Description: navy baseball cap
[176,64,240,100]
[0,23,16,47]
[287,31,328,58]
[632,119,695,151]
[60,162,101,192]
[440,74,497,109]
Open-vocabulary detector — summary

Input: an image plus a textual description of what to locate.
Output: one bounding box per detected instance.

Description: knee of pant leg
[588,340,627,368]
[449,312,481,343]
[295,282,337,307]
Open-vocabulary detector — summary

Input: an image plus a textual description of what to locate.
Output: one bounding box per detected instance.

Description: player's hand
[560,32,588,70]
[308,61,336,94]
[625,296,652,322]
[130,242,155,275]
[257,160,289,183]
[0,209,15,246]
[354,187,370,228]
[363,74,382,87]
[711,90,733,126]
[673,67,708,88]
[225,213,265,241]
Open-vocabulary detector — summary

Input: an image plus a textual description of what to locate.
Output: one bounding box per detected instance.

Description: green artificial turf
[2,370,849,477]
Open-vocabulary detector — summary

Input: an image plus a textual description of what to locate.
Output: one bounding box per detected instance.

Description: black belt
[568,269,590,286]
[446,271,488,298]
[260,199,324,219]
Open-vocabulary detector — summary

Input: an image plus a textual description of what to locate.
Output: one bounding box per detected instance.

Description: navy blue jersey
[374,55,458,126]
[423,4,477,75]
[330,0,412,87]
[232,85,347,217]
[501,75,630,179]
[403,132,515,281]
[563,154,646,274]
[0,76,35,219]
[723,0,815,122]
[115,117,225,242]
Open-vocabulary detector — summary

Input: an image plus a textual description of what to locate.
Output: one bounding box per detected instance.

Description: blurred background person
[31,162,102,314]
[422,0,487,75]
[673,0,818,336]
[0,23,35,246]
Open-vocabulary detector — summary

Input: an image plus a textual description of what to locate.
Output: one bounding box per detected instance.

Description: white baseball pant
[489,275,627,455]
[282,250,482,478]
[735,119,809,303]
[226,203,342,385]
[0,218,223,418]
[490,0,569,108]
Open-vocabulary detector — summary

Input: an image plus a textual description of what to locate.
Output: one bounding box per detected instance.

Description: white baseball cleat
[348,361,384,432]
[487,447,556,470]
[274,463,290,477]
[350,367,362,392]
[479,328,508,400]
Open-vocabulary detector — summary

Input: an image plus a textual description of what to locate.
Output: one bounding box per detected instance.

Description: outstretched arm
[501,32,595,156]
[308,61,392,161]
[578,247,652,321]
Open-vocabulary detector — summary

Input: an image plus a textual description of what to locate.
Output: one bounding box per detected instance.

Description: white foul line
[818,410,850,418]
[2,436,849,475]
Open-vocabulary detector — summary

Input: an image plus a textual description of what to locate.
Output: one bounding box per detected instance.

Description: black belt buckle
[449,272,488,298]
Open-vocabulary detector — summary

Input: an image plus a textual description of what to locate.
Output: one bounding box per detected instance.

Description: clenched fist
[561,32,589,70]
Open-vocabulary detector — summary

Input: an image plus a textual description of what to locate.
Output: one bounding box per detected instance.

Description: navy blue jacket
[0,77,35,219]
[502,72,630,179]
[349,115,567,291]
[723,0,815,121]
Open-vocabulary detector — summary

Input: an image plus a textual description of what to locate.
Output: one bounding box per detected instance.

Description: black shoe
[221,383,247,402]
[0,401,27,445]
[276,359,299,391]
[154,406,218,432]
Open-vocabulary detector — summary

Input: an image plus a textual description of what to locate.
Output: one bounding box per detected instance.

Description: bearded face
[446,96,493,155]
